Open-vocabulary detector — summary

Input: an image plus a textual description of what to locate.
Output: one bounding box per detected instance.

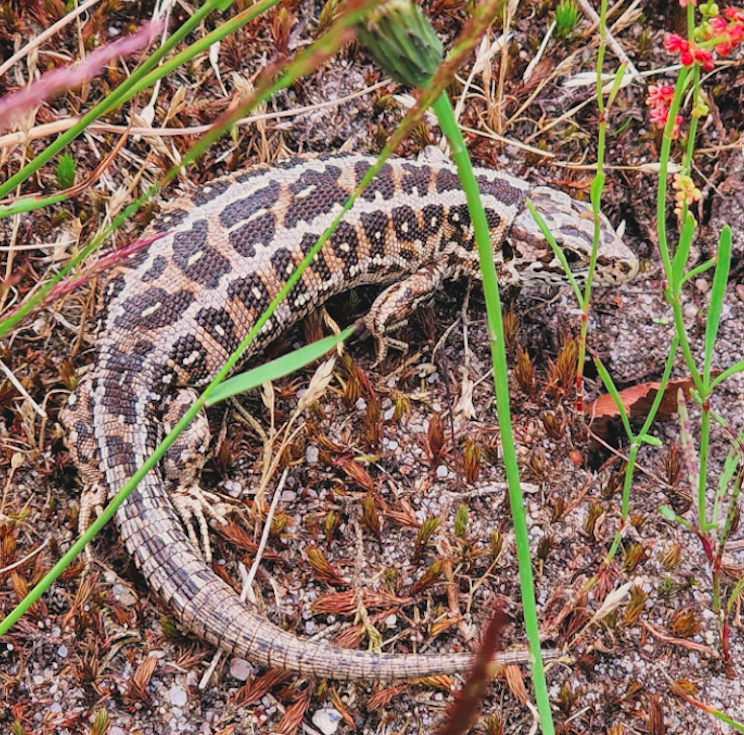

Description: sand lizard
[60,151,638,681]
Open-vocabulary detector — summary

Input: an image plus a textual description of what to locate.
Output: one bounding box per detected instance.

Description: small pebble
[306,445,319,464]
[169,685,188,707]
[312,708,342,735]
[223,479,243,498]
[436,465,448,478]
[112,584,138,606]
[57,645,68,658]
[356,397,367,411]
[695,277,710,293]
[229,657,252,681]
[281,490,297,503]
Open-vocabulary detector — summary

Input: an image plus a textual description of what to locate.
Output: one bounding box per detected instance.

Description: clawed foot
[172,485,233,562]
[371,332,410,368]
[79,483,106,563]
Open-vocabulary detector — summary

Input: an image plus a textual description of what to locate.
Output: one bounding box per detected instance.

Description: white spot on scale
[430,217,438,227]
[252,287,263,300]
[401,222,409,234]
[295,185,317,199]
[375,232,382,240]
[140,302,162,318]
[246,208,268,224]
[339,242,350,252]
[183,350,201,366]
[187,250,204,267]
[452,213,460,222]
[214,324,225,337]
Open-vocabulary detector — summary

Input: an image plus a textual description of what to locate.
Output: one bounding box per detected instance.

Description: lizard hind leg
[59,373,107,557]
[162,388,233,562]
[364,261,450,366]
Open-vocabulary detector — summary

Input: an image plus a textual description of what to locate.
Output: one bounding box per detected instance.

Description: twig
[0,537,50,574]
[241,467,288,604]
[574,0,641,80]
[0,358,47,418]
[0,81,389,150]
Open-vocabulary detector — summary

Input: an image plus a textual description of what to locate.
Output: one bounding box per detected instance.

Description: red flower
[664,33,689,53]
[710,15,729,33]
[693,46,715,70]
[646,84,675,108]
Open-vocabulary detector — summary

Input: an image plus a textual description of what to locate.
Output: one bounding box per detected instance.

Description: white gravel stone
[229,657,252,681]
[168,685,188,707]
[312,708,342,735]
[306,445,319,464]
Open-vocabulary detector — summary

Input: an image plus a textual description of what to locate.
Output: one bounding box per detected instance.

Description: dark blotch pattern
[195,307,240,355]
[173,220,230,289]
[151,208,189,233]
[285,166,347,229]
[447,204,471,231]
[142,255,167,283]
[170,333,209,382]
[269,247,312,309]
[485,208,502,231]
[191,179,231,207]
[422,204,444,237]
[299,233,334,283]
[359,162,395,202]
[227,273,271,312]
[330,221,359,276]
[477,175,525,208]
[229,212,276,258]
[114,287,194,331]
[219,181,280,229]
[400,163,430,197]
[361,211,389,260]
[436,168,461,194]
[392,205,422,243]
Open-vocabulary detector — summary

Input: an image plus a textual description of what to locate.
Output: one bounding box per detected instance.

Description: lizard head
[503,186,638,286]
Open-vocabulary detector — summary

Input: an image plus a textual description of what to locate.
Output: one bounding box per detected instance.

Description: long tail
[92,363,539,681]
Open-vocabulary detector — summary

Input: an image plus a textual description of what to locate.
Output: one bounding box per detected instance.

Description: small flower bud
[355,0,444,88]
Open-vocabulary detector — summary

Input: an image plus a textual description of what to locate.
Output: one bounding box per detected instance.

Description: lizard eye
[562,247,581,265]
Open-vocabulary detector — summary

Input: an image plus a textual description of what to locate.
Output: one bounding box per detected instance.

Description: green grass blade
[703,225,731,386]
[526,200,584,306]
[671,213,695,291]
[679,256,716,287]
[206,325,357,406]
[593,356,633,439]
[434,88,555,735]
[710,358,744,390]
[605,63,627,108]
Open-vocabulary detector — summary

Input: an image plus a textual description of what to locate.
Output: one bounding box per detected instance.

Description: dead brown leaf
[585,376,705,443]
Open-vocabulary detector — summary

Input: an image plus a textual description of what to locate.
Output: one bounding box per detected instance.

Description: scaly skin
[60,152,638,680]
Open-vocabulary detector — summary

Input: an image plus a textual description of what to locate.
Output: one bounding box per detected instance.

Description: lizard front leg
[60,374,107,555]
[162,388,233,562]
[364,261,451,365]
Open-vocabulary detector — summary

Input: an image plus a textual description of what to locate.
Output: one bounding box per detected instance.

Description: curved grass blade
[206,324,358,406]
[703,225,731,386]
